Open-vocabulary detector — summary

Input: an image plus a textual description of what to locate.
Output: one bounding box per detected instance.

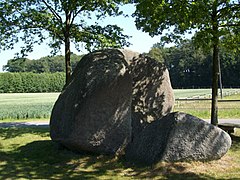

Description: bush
[0,72,65,93]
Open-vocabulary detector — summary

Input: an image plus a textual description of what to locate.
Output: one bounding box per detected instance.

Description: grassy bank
[0,126,239,179]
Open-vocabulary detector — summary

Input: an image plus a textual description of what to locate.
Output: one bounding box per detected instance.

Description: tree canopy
[133,0,239,49]
[133,0,240,125]
[0,0,131,83]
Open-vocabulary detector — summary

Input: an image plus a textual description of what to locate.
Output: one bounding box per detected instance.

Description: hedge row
[0,72,65,93]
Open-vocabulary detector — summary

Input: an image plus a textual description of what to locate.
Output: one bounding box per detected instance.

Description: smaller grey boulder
[125,112,232,165]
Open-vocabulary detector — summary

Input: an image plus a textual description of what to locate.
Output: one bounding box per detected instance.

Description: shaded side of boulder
[130,55,174,122]
[128,54,175,136]
[119,49,174,122]
[50,49,132,154]
[125,112,232,165]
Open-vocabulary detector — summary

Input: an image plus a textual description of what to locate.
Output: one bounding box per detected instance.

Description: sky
[0,4,163,72]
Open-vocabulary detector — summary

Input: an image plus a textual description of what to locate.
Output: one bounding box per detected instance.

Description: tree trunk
[218,58,223,99]
[65,36,71,84]
[65,11,71,84]
[211,0,219,125]
[211,43,219,125]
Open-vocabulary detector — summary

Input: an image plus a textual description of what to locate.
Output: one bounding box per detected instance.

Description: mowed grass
[0,126,240,179]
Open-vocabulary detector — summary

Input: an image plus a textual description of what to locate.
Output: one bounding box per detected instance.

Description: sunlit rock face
[125,112,232,165]
[50,49,132,154]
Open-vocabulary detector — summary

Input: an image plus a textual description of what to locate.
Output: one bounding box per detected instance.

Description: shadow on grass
[0,140,106,179]
[0,126,49,139]
[0,127,218,179]
[230,134,240,152]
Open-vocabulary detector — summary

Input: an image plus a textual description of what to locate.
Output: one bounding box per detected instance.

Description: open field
[174,102,240,119]
[174,89,240,119]
[0,93,59,120]
[0,126,240,179]
[0,89,239,120]
[174,88,240,99]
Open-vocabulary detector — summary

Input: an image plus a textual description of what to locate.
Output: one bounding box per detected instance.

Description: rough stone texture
[50,48,231,164]
[130,55,174,122]
[119,49,140,61]
[121,50,175,137]
[125,112,232,165]
[50,49,132,154]
[120,49,174,122]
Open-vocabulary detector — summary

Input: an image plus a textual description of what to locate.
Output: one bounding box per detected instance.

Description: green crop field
[0,93,59,120]
[0,88,239,120]
[174,88,240,99]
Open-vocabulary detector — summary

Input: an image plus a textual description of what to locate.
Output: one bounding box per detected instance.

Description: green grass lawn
[0,126,240,179]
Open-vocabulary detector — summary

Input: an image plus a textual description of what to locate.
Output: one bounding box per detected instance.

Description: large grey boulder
[125,112,232,165]
[50,49,132,154]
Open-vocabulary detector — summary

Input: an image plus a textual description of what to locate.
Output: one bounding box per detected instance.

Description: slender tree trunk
[211,43,219,125]
[219,58,223,99]
[65,11,71,84]
[65,35,71,84]
[211,0,219,125]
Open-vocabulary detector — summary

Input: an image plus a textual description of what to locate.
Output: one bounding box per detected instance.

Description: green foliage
[133,0,240,51]
[0,72,65,93]
[0,0,131,56]
[3,54,82,73]
[148,47,164,63]
[0,0,132,83]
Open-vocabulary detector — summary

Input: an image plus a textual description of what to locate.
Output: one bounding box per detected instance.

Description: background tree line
[0,72,64,93]
[148,40,240,89]
[3,53,83,73]
[3,39,239,89]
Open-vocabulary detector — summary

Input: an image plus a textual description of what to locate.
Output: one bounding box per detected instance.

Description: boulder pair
[50,49,231,165]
